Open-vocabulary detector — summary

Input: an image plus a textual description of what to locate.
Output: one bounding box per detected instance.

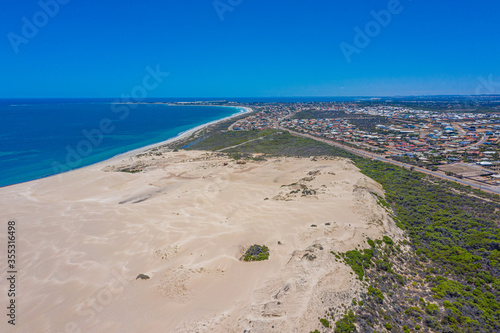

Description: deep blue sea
[0,99,244,187]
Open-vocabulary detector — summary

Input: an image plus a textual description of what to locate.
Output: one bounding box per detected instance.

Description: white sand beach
[1,149,402,333]
[107,106,253,161]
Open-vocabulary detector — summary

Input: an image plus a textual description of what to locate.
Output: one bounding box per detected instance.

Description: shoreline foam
[102,106,252,163]
[1,106,253,189]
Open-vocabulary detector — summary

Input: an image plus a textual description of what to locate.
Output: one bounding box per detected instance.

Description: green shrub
[242,245,269,262]
[341,249,374,280]
[405,306,422,317]
[382,236,394,246]
[425,303,439,315]
[368,285,384,303]
[334,310,357,333]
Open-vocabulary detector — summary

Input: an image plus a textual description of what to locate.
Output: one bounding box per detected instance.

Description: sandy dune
[1,151,402,333]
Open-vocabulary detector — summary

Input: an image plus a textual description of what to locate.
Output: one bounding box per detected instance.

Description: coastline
[0,105,405,333]
[0,148,401,332]
[101,106,253,163]
[2,105,253,188]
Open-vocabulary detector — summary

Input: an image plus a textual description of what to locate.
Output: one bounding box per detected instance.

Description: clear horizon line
[1,94,500,99]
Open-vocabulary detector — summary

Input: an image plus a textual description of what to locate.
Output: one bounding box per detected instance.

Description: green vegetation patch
[334,310,358,333]
[241,244,270,262]
[355,159,500,331]
[118,167,143,173]
[320,318,330,328]
[220,130,357,159]
[382,236,394,247]
[178,116,500,332]
[340,249,374,281]
[368,285,384,303]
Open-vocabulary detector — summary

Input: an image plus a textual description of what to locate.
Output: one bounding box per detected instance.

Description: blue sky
[1,0,499,97]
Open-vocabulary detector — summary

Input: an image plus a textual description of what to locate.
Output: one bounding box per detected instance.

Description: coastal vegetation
[242,245,270,262]
[322,160,500,332]
[174,123,500,332]
[118,165,144,173]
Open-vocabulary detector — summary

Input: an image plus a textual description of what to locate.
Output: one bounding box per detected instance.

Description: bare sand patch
[0,151,402,333]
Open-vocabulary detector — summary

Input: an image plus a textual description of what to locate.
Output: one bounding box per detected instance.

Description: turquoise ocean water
[0,99,244,187]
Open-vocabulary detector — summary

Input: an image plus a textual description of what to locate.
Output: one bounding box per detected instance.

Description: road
[278,127,500,196]
[470,133,488,148]
[217,137,264,152]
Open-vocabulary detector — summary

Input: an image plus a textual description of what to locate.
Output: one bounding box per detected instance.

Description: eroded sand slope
[1,151,402,333]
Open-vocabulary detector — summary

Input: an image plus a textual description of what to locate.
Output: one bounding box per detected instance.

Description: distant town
[187,99,500,187]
